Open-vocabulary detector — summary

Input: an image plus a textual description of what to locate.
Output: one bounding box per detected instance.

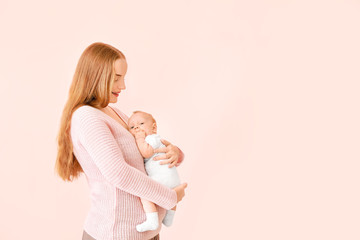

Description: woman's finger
[160,139,171,146]
[160,155,176,165]
[153,153,168,161]
[168,159,178,168]
[153,147,168,154]
[159,159,172,165]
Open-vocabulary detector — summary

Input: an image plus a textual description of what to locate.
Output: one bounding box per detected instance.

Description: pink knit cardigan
[70,105,180,240]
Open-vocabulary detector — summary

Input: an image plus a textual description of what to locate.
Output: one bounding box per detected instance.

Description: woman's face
[110,58,127,103]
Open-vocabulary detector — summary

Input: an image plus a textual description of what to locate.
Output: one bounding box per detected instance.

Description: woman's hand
[173,183,188,203]
[153,139,182,168]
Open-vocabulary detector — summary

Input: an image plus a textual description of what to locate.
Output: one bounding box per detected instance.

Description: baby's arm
[134,130,155,158]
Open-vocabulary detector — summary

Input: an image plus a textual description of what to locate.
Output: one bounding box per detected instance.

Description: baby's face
[128,113,156,137]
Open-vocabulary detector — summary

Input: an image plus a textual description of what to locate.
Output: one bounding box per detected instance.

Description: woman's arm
[72,109,177,210]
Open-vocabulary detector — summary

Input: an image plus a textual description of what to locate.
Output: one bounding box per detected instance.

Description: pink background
[1,0,359,239]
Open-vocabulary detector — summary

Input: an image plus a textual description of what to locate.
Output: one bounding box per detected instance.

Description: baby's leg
[136,198,159,232]
[141,198,158,212]
[162,205,177,227]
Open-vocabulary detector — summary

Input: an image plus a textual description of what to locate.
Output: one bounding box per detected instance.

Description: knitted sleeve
[72,108,177,210]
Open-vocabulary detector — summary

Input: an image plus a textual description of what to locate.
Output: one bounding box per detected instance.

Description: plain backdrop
[0,0,359,239]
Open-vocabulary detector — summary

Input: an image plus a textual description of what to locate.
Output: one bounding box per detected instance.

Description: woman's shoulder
[70,106,108,143]
[72,105,102,123]
[71,105,109,139]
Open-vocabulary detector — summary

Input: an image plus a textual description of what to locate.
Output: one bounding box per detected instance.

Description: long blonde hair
[55,42,126,181]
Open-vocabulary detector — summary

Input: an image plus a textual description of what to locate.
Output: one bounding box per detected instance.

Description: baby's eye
[140,122,144,125]
[130,126,134,129]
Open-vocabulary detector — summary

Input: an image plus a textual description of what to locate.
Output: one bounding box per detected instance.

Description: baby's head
[128,111,157,137]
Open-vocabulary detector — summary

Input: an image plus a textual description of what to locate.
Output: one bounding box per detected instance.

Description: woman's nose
[120,80,126,90]
[115,80,126,91]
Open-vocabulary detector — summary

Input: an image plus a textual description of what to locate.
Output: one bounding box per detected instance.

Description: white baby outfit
[134,134,181,231]
[144,134,181,189]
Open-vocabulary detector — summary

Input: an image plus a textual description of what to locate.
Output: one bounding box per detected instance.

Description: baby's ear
[152,122,157,132]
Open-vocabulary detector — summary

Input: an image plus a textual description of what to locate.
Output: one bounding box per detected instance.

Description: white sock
[162,210,176,227]
[136,212,159,232]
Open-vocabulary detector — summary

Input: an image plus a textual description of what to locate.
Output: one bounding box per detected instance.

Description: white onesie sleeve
[145,134,163,150]
[143,134,181,189]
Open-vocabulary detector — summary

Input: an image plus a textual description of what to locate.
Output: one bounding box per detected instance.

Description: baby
[128,111,181,233]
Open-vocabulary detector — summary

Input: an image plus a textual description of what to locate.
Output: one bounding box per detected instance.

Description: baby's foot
[162,210,176,227]
[136,212,159,232]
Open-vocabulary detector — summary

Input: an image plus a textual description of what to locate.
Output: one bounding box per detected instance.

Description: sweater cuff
[167,189,178,210]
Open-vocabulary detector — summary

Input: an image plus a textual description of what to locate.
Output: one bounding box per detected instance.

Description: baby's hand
[134,129,146,139]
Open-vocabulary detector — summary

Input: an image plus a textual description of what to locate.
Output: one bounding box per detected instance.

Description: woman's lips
[112,92,120,97]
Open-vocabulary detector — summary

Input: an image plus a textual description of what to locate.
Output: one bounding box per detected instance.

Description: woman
[55,42,187,240]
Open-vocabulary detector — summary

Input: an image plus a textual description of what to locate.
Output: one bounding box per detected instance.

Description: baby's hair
[132,111,157,123]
